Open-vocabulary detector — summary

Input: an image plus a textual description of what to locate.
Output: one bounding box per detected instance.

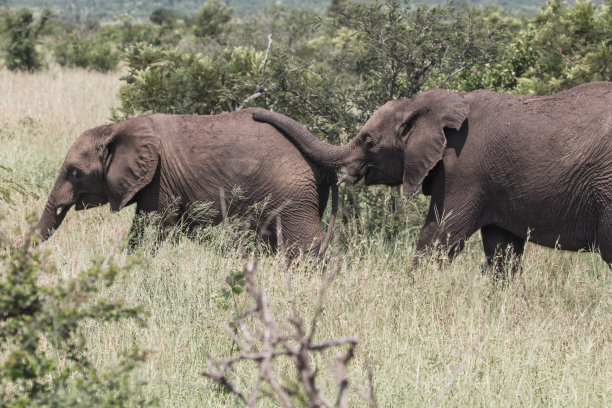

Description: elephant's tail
[317,179,338,257]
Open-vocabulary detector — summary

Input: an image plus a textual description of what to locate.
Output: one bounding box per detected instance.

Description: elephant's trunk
[35,199,70,241]
[252,109,351,170]
[34,170,73,242]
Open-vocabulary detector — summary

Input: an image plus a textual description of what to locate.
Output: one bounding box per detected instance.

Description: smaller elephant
[34,108,337,255]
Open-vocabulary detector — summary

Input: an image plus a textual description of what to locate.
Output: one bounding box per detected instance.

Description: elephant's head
[253,89,468,197]
[355,89,469,196]
[35,116,160,241]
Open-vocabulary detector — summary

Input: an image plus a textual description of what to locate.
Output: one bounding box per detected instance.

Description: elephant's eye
[363,135,376,150]
[68,167,79,180]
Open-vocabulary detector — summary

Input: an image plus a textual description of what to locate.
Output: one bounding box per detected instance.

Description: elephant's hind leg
[595,209,612,265]
[277,211,325,257]
[480,225,525,278]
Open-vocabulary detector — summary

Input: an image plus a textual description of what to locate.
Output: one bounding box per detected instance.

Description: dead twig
[206,191,374,407]
[201,254,371,407]
[237,34,273,110]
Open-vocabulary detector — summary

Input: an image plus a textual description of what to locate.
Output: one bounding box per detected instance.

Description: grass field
[1,67,611,407]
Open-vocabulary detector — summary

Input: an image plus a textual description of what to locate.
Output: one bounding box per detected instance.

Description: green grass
[1,67,611,407]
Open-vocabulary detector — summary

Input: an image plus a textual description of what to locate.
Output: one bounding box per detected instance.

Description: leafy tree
[191,0,233,39]
[52,21,121,72]
[116,43,264,117]
[54,33,121,72]
[1,7,52,71]
[149,6,178,27]
[108,14,183,48]
[334,0,511,106]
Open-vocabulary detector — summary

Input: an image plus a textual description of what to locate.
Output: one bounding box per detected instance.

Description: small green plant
[0,222,154,407]
[210,268,245,312]
[0,165,40,206]
[210,267,246,357]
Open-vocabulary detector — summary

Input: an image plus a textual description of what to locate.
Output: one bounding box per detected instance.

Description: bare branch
[237,34,273,110]
[202,359,250,406]
[201,255,375,407]
[437,62,475,88]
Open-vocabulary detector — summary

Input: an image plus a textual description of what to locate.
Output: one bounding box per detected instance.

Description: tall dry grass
[0,67,610,407]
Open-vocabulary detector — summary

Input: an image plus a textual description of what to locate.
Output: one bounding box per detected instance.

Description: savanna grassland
[0,67,611,407]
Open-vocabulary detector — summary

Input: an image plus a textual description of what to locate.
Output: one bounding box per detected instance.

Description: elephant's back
[184,109,317,177]
[151,111,329,205]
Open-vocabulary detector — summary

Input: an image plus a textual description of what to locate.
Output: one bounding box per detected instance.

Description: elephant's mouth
[364,166,402,186]
[74,193,108,211]
[364,167,375,185]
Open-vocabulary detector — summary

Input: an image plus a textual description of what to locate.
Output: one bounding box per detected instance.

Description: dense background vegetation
[1,0,611,406]
[4,0,589,20]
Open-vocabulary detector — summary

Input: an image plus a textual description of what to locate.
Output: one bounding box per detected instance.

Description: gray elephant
[253,82,612,269]
[34,108,337,254]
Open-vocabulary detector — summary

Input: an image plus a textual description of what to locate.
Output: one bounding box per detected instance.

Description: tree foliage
[52,22,121,72]
[514,0,612,94]
[116,43,264,117]
[1,7,52,71]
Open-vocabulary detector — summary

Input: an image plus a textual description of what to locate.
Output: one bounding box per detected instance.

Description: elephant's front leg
[480,225,525,278]
[127,199,181,251]
[127,205,156,251]
[412,201,480,268]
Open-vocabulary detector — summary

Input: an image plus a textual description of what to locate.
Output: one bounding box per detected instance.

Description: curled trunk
[252,109,350,169]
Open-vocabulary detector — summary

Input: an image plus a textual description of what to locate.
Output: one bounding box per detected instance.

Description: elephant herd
[32,82,612,272]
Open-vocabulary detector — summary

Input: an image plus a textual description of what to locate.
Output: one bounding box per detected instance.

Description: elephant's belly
[498,219,596,252]
[528,232,592,252]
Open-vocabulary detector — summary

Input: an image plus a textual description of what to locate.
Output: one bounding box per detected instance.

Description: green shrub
[116,42,264,117]
[191,0,233,39]
[0,223,154,407]
[54,33,120,72]
[149,7,178,27]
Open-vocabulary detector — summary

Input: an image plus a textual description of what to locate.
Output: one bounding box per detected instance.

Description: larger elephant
[35,108,337,255]
[253,82,612,268]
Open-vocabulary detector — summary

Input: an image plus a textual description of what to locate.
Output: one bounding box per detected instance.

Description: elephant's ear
[103,117,160,212]
[399,89,469,197]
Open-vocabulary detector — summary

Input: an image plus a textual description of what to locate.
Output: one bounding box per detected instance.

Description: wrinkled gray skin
[35,108,337,255]
[253,82,612,270]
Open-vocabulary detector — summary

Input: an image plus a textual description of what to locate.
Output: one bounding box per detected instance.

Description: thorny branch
[203,209,376,407]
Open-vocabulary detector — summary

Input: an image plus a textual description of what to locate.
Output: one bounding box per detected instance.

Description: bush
[0,223,154,406]
[116,42,264,117]
[149,7,178,27]
[54,33,120,72]
[191,0,233,39]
